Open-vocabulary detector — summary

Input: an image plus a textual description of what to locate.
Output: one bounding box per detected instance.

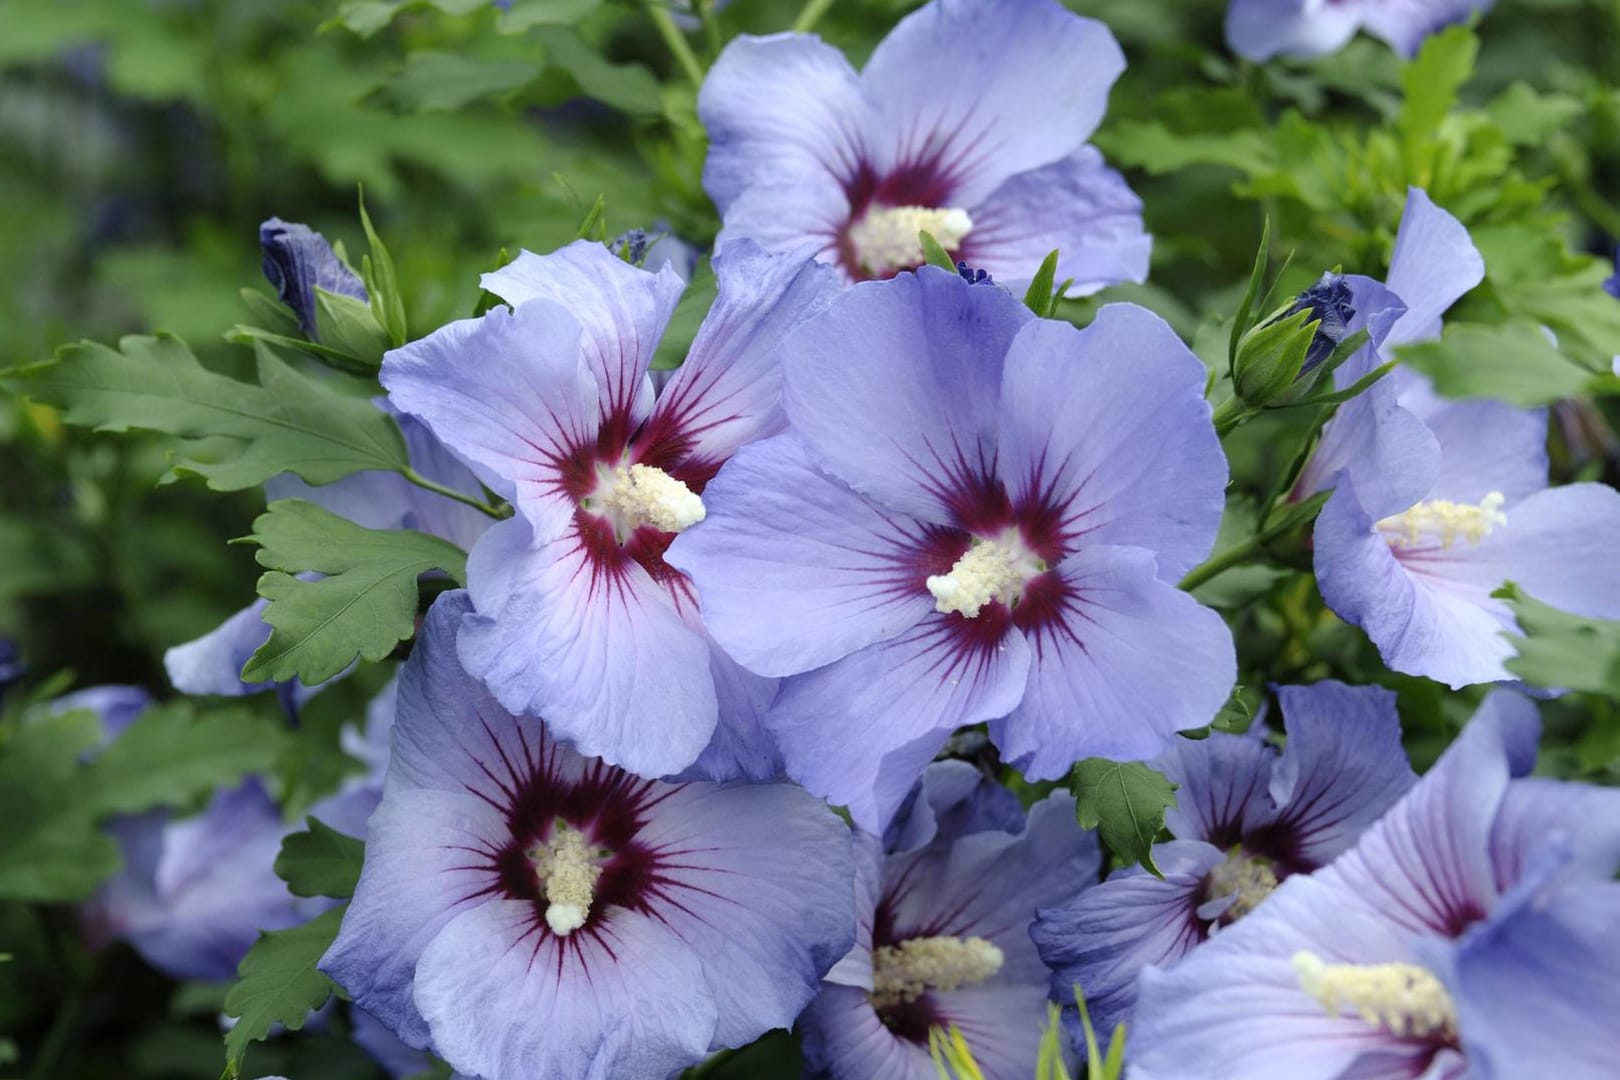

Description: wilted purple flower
[699,0,1149,295]
[381,239,837,780]
[259,217,369,338]
[668,268,1234,831]
[800,762,1099,1080]
[164,406,490,704]
[320,591,856,1080]
[1030,681,1414,1042]
[1226,0,1495,61]
[1131,691,1620,1079]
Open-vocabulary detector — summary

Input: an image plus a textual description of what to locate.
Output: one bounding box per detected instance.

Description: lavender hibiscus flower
[699,0,1149,294]
[668,267,1234,831]
[1030,681,1415,1044]
[321,591,856,1080]
[800,761,1099,1080]
[1130,691,1620,1079]
[381,238,837,780]
[1285,195,1620,686]
[1226,0,1495,61]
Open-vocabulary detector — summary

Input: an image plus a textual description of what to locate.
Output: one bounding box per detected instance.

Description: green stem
[643,2,706,89]
[401,468,511,520]
[29,953,99,1080]
[1212,396,1253,439]
[1178,533,1268,592]
[696,0,722,58]
[1179,497,1324,592]
[792,0,837,33]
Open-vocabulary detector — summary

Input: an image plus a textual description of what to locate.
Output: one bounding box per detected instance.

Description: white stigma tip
[1292,952,1457,1039]
[531,825,603,937]
[872,936,1005,1009]
[598,462,705,538]
[545,902,588,936]
[847,204,975,277]
[927,538,1036,618]
[1377,491,1507,549]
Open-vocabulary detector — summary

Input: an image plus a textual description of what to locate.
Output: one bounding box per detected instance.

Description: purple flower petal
[698,34,872,213]
[782,266,1032,524]
[767,617,1032,833]
[859,0,1122,207]
[1384,188,1485,347]
[1158,730,1279,848]
[1360,0,1497,59]
[1268,681,1416,867]
[412,899,718,1079]
[1505,482,1620,622]
[480,240,684,430]
[634,781,856,1048]
[666,434,937,678]
[1031,839,1224,1039]
[959,147,1150,297]
[995,305,1224,582]
[1419,399,1548,506]
[645,241,838,472]
[381,302,600,543]
[1224,0,1361,61]
[992,545,1236,778]
[457,517,719,777]
[1314,480,1517,688]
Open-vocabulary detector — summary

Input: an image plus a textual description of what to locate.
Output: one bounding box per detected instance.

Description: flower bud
[1233,273,1355,408]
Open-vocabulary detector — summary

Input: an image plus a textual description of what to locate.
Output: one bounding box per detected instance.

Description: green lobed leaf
[86,701,289,816]
[379,51,542,113]
[533,26,662,116]
[1070,759,1178,878]
[0,335,408,492]
[1396,322,1592,407]
[497,0,602,32]
[1397,25,1477,173]
[275,818,366,900]
[221,905,346,1077]
[243,499,468,685]
[1498,583,1620,695]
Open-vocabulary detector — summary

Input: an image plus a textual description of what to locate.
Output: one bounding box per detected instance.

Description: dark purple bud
[259,217,368,338]
[1604,244,1620,301]
[1288,272,1355,374]
[610,228,651,265]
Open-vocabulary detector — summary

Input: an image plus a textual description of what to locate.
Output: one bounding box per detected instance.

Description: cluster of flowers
[69,1,1620,1078]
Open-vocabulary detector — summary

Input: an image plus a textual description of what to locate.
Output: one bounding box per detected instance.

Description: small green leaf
[1396,322,1592,407]
[1229,217,1272,375]
[1070,759,1177,877]
[275,818,366,900]
[918,231,957,274]
[1021,250,1060,316]
[243,500,468,685]
[239,288,302,337]
[87,702,288,816]
[1498,582,1620,695]
[312,288,390,364]
[222,906,345,1077]
[359,194,408,348]
[1,334,408,492]
[534,26,662,116]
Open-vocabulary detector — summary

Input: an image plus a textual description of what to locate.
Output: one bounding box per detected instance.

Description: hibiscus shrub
[3,1,1620,1079]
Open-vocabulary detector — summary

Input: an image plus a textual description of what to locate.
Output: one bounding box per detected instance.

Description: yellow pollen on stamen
[530,826,603,937]
[1204,850,1279,922]
[870,936,1005,1009]
[1376,492,1506,549]
[599,462,705,536]
[926,539,1033,618]
[847,205,975,277]
[1292,953,1458,1039]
